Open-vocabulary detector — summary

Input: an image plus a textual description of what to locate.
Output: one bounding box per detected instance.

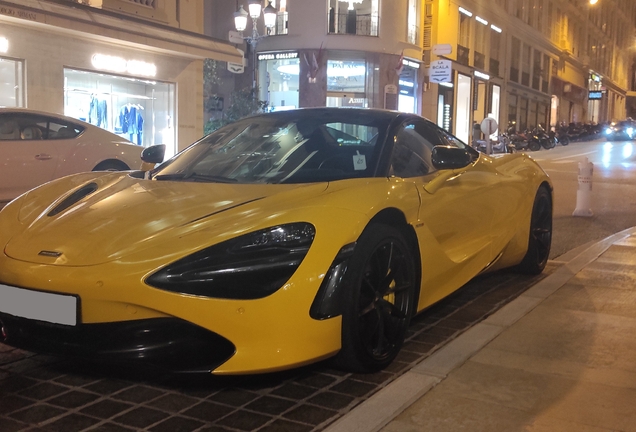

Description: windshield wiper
[153,172,237,183]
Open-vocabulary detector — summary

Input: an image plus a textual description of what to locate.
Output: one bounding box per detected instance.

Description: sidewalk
[324,227,636,432]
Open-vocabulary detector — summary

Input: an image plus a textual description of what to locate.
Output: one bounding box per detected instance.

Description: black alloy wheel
[334,224,417,373]
[517,187,552,275]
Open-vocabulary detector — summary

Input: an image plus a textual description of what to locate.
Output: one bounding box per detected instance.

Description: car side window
[0,113,83,141]
[390,120,441,178]
[0,116,22,140]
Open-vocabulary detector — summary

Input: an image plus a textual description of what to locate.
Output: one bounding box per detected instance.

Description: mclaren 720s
[0,108,552,375]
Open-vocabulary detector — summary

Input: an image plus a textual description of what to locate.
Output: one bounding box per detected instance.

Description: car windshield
[152,111,387,184]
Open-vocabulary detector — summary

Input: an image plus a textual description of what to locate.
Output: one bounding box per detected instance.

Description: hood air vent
[47,182,98,217]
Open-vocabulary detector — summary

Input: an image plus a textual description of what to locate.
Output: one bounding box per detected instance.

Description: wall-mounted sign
[429,60,452,83]
[227,62,244,74]
[228,30,244,45]
[0,37,7,53]
[91,54,157,77]
[257,51,299,61]
[432,44,452,55]
[588,90,604,100]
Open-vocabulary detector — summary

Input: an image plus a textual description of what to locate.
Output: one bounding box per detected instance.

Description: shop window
[0,58,24,108]
[258,55,299,111]
[328,0,379,36]
[327,60,366,93]
[63,69,176,158]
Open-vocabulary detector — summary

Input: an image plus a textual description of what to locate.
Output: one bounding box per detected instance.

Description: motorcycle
[505,128,540,152]
[529,125,555,150]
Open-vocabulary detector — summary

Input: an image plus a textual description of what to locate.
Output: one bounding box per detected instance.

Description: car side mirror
[431,146,473,170]
[141,144,166,164]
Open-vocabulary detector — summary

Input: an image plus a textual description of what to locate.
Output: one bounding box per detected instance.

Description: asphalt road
[528,138,636,259]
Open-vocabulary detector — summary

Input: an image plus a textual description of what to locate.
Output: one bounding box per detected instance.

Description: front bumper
[0,313,235,373]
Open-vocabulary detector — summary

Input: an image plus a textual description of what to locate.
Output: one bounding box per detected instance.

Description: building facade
[205,0,425,116]
[422,0,636,142]
[0,0,242,158]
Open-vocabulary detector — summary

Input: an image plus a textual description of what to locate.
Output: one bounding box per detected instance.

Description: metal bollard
[572,157,594,217]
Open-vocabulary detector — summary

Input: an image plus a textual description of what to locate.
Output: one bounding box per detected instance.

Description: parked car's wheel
[93,160,130,171]
[517,186,552,275]
[334,224,417,373]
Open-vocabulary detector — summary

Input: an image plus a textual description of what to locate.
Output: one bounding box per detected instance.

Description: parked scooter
[505,127,540,152]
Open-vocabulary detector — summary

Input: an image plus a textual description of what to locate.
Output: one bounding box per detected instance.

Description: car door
[390,119,501,308]
[0,113,61,203]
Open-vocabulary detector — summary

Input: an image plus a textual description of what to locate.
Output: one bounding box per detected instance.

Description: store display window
[0,57,24,107]
[63,69,176,158]
[258,54,300,111]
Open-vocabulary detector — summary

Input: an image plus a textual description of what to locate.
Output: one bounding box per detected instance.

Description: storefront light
[474,71,490,80]
[439,82,454,88]
[476,16,488,25]
[91,54,157,77]
[459,7,473,17]
[490,24,502,33]
[0,37,8,53]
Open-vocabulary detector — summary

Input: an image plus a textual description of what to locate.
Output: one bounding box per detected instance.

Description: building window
[490,30,501,77]
[271,0,289,35]
[407,0,420,44]
[510,37,520,83]
[474,18,487,70]
[521,43,531,86]
[328,0,379,37]
[532,49,542,90]
[458,14,471,66]
[0,57,24,107]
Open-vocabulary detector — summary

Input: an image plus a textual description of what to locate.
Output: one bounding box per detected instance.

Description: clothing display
[116,103,144,145]
[88,95,108,129]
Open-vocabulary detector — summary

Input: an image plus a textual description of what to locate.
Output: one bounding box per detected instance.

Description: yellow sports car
[0,108,552,375]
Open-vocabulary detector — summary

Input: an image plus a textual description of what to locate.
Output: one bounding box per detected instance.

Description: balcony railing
[328,11,379,36]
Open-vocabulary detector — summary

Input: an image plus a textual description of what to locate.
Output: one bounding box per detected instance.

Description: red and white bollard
[572,157,594,217]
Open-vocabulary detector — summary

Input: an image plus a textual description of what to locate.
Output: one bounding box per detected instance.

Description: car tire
[334,224,417,373]
[92,160,130,171]
[516,186,552,275]
[528,140,541,151]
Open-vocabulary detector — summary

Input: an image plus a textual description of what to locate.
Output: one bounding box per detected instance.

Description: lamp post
[234,1,277,90]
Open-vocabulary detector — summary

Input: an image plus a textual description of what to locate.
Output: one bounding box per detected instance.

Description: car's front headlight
[146,223,316,299]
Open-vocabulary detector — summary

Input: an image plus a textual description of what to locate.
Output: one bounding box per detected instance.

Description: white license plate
[0,284,77,326]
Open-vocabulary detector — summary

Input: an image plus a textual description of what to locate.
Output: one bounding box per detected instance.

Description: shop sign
[0,6,37,21]
[227,62,244,74]
[0,37,7,53]
[429,60,452,83]
[228,30,244,44]
[432,44,452,55]
[92,54,157,77]
[588,90,604,100]
[257,51,299,61]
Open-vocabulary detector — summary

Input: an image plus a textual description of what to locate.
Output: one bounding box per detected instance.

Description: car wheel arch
[92,159,130,171]
[367,208,422,307]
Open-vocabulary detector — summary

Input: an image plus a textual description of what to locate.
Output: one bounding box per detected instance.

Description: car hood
[4,173,328,266]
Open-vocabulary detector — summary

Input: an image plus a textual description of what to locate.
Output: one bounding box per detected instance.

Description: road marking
[553,150,597,161]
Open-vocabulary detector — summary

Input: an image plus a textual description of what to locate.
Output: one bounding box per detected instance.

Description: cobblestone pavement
[0,264,557,432]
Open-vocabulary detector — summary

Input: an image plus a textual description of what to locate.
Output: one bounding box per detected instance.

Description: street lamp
[234,1,277,89]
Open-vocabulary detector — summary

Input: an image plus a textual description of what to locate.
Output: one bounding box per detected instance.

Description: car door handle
[35,154,52,160]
